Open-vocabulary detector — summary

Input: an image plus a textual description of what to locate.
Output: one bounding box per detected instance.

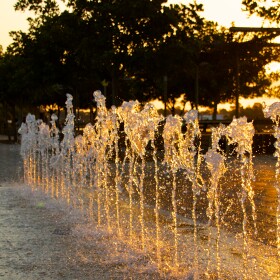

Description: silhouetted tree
[3,0,279,117]
[242,0,280,23]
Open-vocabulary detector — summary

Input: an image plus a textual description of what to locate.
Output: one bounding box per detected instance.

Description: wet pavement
[0,144,166,280]
[1,143,279,279]
[0,144,22,182]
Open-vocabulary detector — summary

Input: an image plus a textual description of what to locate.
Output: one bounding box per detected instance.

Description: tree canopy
[0,0,279,121]
[242,0,280,23]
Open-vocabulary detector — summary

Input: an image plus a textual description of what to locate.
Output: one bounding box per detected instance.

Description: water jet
[18,92,280,279]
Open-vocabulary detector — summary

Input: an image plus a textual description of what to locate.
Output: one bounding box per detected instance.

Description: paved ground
[0,144,167,280]
[1,143,279,279]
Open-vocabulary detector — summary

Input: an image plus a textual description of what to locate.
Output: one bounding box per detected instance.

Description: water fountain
[18,92,280,279]
[263,102,280,259]
[204,124,227,278]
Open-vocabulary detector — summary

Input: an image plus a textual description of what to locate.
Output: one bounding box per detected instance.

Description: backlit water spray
[204,124,227,278]
[18,92,280,279]
[263,102,280,259]
[226,116,257,278]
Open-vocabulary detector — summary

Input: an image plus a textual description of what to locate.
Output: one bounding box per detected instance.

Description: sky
[0,1,31,51]
[168,0,265,27]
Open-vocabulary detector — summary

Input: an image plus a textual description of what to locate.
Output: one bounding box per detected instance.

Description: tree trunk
[90,104,94,124]
[11,104,18,142]
[170,97,176,116]
[235,50,240,118]
[112,66,119,106]
[212,100,218,121]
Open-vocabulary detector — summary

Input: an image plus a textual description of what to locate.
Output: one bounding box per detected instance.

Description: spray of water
[263,102,280,259]
[181,110,203,279]
[162,114,183,267]
[226,116,256,277]
[204,124,227,278]
[18,93,280,279]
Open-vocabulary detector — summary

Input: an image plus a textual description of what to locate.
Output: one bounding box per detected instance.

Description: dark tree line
[0,0,279,129]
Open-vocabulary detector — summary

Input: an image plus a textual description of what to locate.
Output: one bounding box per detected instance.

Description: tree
[7,10,101,108]
[63,0,188,106]
[9,0,280,118]
[241,0,280,97]
[15,0,61,18]
[0,50,36,140]
[13,0,201,108]
[242,0,280,23]
[123,2,206,112]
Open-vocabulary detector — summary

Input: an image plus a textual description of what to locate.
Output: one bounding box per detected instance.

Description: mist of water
[18,92,280,279]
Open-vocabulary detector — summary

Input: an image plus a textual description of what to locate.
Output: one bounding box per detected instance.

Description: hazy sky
[0,0,267,51]
[168,0,264,26]
[0,1,31,50]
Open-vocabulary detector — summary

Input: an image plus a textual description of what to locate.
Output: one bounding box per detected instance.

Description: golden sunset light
[1,3,280,279]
